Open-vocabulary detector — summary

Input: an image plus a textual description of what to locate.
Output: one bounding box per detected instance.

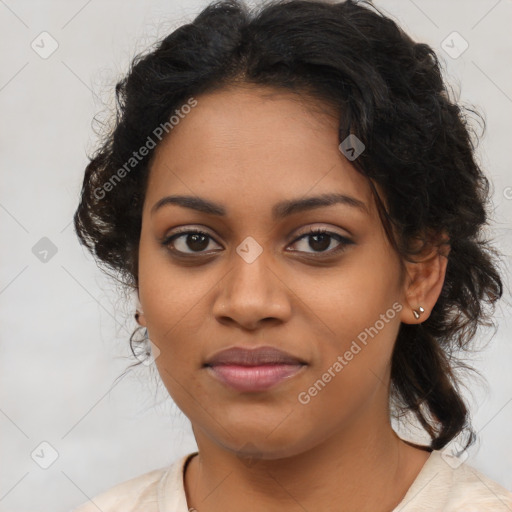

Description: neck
[184,415,431,512]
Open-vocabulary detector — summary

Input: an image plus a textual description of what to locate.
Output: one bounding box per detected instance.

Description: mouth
[203,346,307,392]
[205,363,306,392]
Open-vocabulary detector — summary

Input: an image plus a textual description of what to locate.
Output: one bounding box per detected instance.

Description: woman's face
[138,85,411,459]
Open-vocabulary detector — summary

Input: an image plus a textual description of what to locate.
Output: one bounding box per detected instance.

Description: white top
[72,450,512,511]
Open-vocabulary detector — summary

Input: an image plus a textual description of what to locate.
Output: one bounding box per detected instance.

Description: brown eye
[163,230,221,255]
[290,228,353,255]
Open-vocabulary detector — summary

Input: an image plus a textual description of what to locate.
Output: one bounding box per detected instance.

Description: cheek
[291,245,403,394]
[138,230,208,328]
[137,237,206,370]
[297,246,402,342]
[295,288,401,427]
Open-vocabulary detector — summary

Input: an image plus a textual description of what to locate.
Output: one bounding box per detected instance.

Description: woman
[72,0,511,510]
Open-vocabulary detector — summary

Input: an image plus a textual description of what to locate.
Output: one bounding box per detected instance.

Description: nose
[212,246,292,330]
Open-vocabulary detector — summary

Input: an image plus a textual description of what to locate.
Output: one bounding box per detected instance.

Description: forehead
[144,85,374,217]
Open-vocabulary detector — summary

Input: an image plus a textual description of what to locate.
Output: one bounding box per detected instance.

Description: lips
[204,346,306,367]
[204,346,307,392]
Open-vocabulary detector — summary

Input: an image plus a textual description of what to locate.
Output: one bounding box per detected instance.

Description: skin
[136,84,449,512]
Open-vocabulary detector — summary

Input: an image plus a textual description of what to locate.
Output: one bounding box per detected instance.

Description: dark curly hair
[73,0,503,451]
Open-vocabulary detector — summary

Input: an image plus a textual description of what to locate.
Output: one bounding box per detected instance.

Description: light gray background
[1,1,511,511]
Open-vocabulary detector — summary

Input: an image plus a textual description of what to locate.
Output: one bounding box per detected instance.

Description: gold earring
[413,306,425,320]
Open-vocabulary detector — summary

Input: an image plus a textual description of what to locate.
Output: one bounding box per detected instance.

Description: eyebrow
[150,192,367,219]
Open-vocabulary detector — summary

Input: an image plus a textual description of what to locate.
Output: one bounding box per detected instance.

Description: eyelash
[161,227,353,258]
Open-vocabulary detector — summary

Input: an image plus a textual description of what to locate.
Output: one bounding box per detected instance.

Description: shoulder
[70,459,181,512]
[398,450,512,511]
[443,453,512,510]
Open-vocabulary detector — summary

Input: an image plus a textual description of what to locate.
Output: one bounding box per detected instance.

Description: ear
[400,235,450,324]
[135,296,147,328]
